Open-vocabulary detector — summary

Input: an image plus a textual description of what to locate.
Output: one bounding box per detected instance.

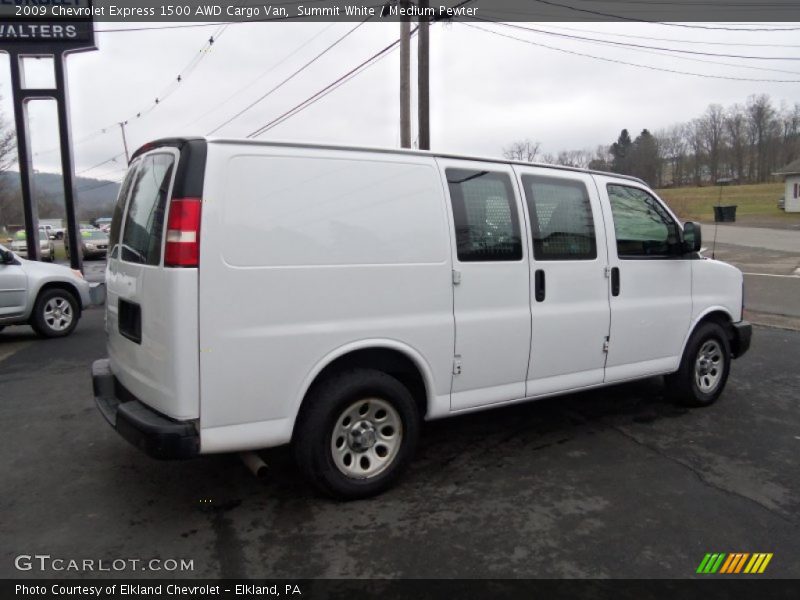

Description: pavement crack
[609,422,797,527]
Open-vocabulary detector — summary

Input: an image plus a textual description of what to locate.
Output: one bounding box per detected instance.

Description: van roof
[136,137,648,186]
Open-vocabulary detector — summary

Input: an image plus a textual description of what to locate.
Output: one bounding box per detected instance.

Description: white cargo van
[93,138,751,499]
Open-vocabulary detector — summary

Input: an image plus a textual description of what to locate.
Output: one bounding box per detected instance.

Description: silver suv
[0,244,105,337]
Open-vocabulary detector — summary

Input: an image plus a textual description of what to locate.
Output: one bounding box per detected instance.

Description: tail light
[165,198,202,267]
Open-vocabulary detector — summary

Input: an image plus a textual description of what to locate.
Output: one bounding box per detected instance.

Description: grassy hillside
[656,182,797,226]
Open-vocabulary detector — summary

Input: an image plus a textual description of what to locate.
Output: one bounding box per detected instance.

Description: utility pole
[417,0,430,150]
[399,0,411,149]
[119,121,130,163]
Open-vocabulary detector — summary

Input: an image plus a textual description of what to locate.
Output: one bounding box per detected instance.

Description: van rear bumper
[92,358,199,459]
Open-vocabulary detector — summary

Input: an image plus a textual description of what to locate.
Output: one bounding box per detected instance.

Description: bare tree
[0,100,19,233]
[700,104,726,182]
[725,104,747,181]
[555,149,593,169]
[746,94,776,182]
[655,126,686,186]
[685,120,704,186]
[503,139,541,162]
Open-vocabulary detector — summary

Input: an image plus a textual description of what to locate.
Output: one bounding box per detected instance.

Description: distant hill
[0,171,120,220]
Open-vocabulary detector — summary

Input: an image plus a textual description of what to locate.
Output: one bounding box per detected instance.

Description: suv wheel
[294,369,420,500]
[31,288,79,338]
[666,321,731,407]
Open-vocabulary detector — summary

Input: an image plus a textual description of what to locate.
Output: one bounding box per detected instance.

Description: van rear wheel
[293,369,420,500]
[666,321,731,407]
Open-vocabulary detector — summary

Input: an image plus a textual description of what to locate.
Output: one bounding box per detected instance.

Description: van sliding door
[514,167,611,396]
[437,158,531,411]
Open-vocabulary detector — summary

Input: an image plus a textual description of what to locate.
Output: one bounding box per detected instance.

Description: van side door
[594,177,692,382]
[437,159,531,411]
[513,167,611,396]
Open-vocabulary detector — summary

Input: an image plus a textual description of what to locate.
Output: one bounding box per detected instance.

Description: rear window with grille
[446,169,522,262]
[120,153,175,266]
[521,175,597,261]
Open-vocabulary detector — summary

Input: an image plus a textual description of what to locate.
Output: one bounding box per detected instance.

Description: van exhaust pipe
[239,451,268,478]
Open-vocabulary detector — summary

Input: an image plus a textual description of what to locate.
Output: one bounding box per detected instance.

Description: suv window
[607,184,680,258]
[120,153,175,265]
[522,175,596,260]
[446,168,522,262]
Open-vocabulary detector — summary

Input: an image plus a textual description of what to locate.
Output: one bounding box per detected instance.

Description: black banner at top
[0,0,799,23]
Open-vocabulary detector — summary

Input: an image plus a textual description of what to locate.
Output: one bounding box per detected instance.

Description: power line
[464,22,800,83]
[482,21,800,76]
[247,28,419,138]
[476,19,800,60]
[93,1,374,33]
[527,0,800,31]
[207,18,371,135]
[77,179,123,193]
[36,22,233,162]
[479,13,800,47]
[75,153,126,176]
[179,22,337,130]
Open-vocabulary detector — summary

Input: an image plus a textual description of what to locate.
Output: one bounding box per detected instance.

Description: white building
[774,158,800,213]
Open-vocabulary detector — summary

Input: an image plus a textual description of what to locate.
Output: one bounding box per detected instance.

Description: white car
[93,138,751,499]
[0,244,105,337]
[9,228,55,262]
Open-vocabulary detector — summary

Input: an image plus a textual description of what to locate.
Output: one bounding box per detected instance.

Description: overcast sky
[1,19,799,182]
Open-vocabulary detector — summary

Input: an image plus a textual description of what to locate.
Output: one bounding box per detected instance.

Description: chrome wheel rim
[44,297,73,331]
[331,398,403,480]
[695,339,724,393]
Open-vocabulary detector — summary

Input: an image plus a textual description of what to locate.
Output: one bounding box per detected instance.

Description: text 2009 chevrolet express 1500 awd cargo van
[93,138,751,499]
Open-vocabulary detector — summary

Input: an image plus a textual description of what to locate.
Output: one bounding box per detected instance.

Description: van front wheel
[294,369,420,500]
[666,321,731,407]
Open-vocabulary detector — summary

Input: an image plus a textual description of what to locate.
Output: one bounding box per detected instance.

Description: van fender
[679,306,736,361]
[293,338,439,424]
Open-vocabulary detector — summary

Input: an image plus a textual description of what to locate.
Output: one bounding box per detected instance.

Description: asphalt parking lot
[1,309,799,579]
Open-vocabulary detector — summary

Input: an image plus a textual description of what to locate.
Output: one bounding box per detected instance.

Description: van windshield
[120,153,176,265]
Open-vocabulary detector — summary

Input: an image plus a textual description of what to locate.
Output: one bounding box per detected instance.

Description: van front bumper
[92,359,199,459]
[731,320,752,358]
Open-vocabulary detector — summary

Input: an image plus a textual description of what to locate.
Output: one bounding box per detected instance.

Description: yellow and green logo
[697,553,773,574]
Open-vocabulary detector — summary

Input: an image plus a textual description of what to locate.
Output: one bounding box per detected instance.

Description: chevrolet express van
[93,138,751,499]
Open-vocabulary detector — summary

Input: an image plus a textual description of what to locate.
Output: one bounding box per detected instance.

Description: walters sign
[0,0,94,48]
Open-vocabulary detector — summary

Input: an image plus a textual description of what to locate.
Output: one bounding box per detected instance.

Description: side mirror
[0,249,14,264]
[682,221,702,254]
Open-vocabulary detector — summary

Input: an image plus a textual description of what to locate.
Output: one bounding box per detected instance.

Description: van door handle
[535,269,546,302]
[611,267,621,297]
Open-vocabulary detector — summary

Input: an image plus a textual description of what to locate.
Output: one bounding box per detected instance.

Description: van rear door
[105,140,206,421]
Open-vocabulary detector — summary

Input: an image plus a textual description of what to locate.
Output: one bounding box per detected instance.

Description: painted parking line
[0,341,32,364]
[743,272,800,279]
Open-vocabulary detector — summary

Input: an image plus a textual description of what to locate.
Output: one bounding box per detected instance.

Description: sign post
[0,1,96,270]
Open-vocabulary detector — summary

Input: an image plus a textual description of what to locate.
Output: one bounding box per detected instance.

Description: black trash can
[713,205,737,222]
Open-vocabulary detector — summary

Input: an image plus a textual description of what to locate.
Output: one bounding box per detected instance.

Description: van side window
[121,153,175,265]
[607,184,680,258]
[108,161,139,258]
[521,175,596,260]
[446,169,522,262]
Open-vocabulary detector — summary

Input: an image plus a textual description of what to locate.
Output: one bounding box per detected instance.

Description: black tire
[0,326,5,333]
[293,368,420,500]
[30,288,80,338]
[666,321,731,407]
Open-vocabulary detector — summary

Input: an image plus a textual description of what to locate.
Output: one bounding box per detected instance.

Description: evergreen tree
[632,129,660,186]
[610,129,633,174]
